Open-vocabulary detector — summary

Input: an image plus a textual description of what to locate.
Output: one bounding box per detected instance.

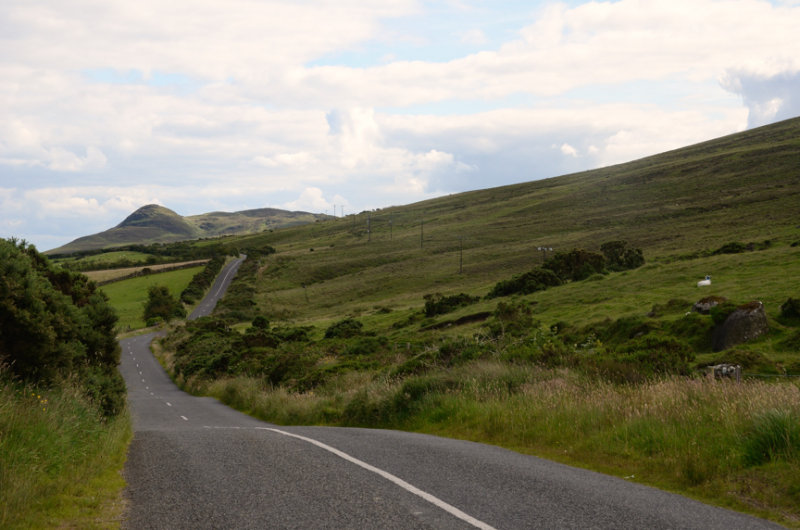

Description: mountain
[48,204,326,254]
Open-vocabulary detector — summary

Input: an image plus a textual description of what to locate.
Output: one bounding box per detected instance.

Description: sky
[2,0,800,251]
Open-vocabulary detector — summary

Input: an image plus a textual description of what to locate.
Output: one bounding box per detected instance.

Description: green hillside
[151,117,800,525]
[224,116,799,330]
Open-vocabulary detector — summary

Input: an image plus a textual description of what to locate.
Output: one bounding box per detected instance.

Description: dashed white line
[259,427,496,530]
[180,415,189,421]
[166,402,172,407]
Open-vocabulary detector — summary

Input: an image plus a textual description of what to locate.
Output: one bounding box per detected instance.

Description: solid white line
[259,427,496,530]
[213,259,240,298]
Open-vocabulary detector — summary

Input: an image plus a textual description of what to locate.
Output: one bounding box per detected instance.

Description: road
[187,255,245,321]
[120,259,780,529]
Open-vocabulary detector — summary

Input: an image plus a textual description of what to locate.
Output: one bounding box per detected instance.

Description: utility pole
[389,213,393,241]
[367,213,371,242]
[537,246,553,263]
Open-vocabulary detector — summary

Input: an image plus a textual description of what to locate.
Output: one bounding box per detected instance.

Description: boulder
[693,295,727,314]
[712,301,768,351]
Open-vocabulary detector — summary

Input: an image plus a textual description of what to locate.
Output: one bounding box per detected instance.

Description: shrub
[324,318,364,339]
[713,241,748,255]
[487,268,562,298]
[600,240,645,271]
[780,297,800,322]
[423,292,480,316]
[710,300,739,326]
[0,239,124,416]
[543,249,606,282]
[143,285,186,323]
[252,315,270,329]
[486,300,535,338]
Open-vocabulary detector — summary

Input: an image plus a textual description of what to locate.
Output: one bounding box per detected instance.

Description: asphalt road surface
[187,255,245,321]
[120,259,780,529]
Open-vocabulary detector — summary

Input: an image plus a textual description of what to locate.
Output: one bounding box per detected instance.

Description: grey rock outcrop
[693,296,727,314]
[712,301,768,351]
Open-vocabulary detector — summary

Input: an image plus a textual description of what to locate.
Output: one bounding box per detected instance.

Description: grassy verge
[0,379,132,529]
[99,265,204,330]
[175,363,800,527]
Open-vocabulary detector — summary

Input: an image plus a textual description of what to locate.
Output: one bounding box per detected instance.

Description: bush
[0,239,124,416]
[180,255,225,304]
[325,318,364,339]
[543,249,606,282]
[600,240,645,271]
[423,292,480,316]
[780,297,800,322]
[710,300,739,326]
[487,268,562,298]
[486,300,535,337]
[143,285,186,323]
[713,241,749,255]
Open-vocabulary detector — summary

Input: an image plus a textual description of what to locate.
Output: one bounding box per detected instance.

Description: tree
[600,240,645,271]
[0,238,124,415]
[143,285,186,324]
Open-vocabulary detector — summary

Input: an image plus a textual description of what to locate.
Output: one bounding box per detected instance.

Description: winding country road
[120,258,780,529]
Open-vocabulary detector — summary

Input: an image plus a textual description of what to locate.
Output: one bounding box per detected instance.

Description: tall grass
[194,364,800,525]
[0,378,131,529]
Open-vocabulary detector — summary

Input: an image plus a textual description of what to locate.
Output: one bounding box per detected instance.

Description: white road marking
[166,402,172,407]
[180,415,188,421]
[213,260,239,298]
[141,379,146,383]
[259,427,496,530]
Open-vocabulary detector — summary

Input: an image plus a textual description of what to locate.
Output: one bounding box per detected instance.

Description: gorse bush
[780,297,800,322]
[543,248,606,282]
[0,238,124,416]
[180,255,225,304]
[487,268,562,298]
[324,318,364,339]
[423,292,480,316]
[600,240,645,271]
[143,284,186,324]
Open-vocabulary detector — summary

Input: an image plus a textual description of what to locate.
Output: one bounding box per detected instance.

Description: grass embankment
[182,366,800,526]
[100,265,204,330]
[153,118,800,524]
[0,379,131,529]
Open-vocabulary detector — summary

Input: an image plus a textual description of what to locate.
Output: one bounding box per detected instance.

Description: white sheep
[697,275,711,287]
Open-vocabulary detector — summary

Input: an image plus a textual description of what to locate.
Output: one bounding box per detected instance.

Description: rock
[712,301,768,351]
[693,295,727,314]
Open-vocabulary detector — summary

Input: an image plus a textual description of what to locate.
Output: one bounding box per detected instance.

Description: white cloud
[560,143,578,158]
[2,0,799,250]
[282,187,332,213]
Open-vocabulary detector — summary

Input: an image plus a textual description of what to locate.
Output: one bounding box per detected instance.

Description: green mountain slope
[224,116,800,328]
[48,204,326,254]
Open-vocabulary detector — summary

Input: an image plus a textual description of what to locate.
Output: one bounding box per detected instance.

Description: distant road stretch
[120,257,780,529]
[187,255,245,320]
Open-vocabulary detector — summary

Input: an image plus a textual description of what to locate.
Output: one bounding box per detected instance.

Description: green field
[100,266,203,331]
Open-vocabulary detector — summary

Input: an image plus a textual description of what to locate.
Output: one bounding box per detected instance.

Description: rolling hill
[47,204,327,254]
[222,116,800,330]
